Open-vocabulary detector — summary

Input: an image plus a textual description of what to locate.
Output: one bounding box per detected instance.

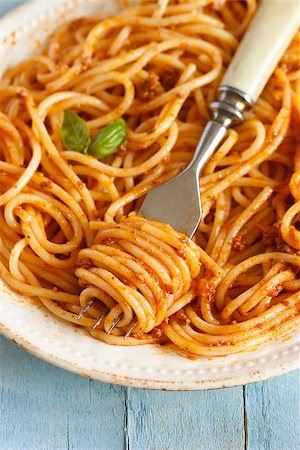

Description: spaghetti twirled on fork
[0,0,299,356]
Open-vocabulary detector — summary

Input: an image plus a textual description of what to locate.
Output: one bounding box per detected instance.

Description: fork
[139,0,300,237]
[79,0,300,334]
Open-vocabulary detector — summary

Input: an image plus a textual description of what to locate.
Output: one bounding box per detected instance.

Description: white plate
[0,0,299,390]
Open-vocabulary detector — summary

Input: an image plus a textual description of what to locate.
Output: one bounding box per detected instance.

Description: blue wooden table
[1,335,299,450]
[0,2,299,449]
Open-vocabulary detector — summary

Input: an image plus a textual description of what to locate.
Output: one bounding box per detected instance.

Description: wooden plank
[0,336,126,450]
[126,386,245,450]
[245,370,300,450]
[0,0,26,17]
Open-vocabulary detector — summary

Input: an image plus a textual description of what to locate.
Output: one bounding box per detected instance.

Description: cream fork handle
[221,0,300,102]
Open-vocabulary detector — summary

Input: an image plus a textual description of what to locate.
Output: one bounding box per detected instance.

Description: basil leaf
[89,119,127,159]
[61,110,91,154]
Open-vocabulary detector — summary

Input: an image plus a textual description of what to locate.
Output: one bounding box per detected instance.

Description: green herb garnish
[89,119,127,159]
[61,110,91,154]
[61,111,127,159]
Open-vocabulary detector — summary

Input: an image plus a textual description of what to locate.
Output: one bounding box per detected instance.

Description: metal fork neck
[210,85,253,128]
[188,86,253,176]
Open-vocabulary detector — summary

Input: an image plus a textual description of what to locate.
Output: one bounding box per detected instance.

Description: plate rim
[1,322,299,390]
[0,0,299,391]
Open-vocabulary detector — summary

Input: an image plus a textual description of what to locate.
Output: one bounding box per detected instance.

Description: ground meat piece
[135,273,146,283]
[132,331,146,339]
[178,312,191,324]
[232,235,247,252]
[217,340,231,347]
[16,88,27,99]
[78,56,93,72]
[197,279,216,303]
[268,284,283,298]
[152,327,164,338]
[165,284,174,295]
[176,248,186,259]
[116,142,128,156]
[179,236,189,245]
[101,238,117,246]
[68,18,84,32]
[262,222,299,254]
[262,223,281,247]
[76,257,92,269]
[137,72,163,101]
[275,238,294,253]
[39,180,52,189]
[160,67,180,91]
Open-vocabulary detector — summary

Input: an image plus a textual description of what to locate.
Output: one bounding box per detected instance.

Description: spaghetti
[0,0,299,356]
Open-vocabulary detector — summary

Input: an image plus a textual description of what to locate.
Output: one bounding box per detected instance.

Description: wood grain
[0,337,126,450]
[126,386,245,450]
[245,370,300,450]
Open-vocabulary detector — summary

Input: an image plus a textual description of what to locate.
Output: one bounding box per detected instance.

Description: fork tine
[77,299,95,320]
[93,307,109,330]
[107,315,122,334]
[124,321,137,340]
